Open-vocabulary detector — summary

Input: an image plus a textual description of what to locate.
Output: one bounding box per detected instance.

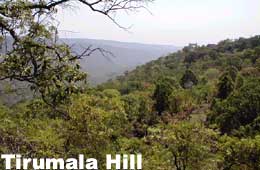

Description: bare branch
[0,0,153,30]
[70,44,115,63]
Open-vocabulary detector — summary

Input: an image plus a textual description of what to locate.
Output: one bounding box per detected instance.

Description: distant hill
[61,38,180,85]
[0,37,179,104]
[1,38,180,85]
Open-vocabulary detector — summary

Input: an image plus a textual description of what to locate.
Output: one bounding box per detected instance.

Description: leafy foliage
[180,69,198,89]
[153,77,175,115]
[216,72,234,100]
[1,3,260,168]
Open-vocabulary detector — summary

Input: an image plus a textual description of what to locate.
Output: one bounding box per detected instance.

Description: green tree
[256,58,260,71]
[243,48,259,64]
[122,92,156,137]
[216,72,234,100]
[219,135,260,170]
[152,123,219,170]
[153,77,174,115]
[227,56,242,70]
[253,46,260,64]
[226,66,238,81]
[213,79,260,134]
[180,69,198,89]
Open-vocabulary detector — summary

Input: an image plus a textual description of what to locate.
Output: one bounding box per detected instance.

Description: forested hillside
[96,35,260,169]
[1,34,260,169]
[1,0,260,169]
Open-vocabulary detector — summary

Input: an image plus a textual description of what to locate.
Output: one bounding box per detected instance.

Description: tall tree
[153,77,174,115]
[180,69,198,89]
[216,72,234,100]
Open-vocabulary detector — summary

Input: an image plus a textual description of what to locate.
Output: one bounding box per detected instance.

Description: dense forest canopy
[1,0,260,170]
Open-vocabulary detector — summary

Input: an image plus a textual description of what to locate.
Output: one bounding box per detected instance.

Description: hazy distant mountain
[61,38,180,85]
[1,37,180,85]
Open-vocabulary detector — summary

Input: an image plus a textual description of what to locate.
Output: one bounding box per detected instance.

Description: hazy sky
[57,0,260,46]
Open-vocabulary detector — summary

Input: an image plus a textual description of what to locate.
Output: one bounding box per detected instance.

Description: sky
[57,0,260,46]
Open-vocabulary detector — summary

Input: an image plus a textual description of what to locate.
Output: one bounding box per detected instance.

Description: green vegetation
[98,36,260,169]
[1,1,260,169]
